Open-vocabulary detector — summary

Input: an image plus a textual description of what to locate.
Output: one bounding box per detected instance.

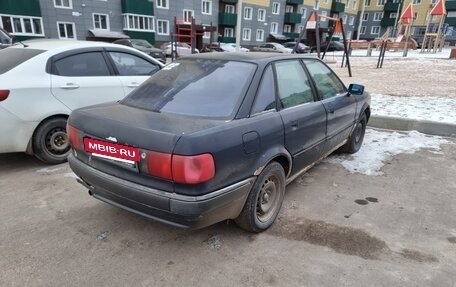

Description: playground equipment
[295,11,352,77]
[421,0,447,53]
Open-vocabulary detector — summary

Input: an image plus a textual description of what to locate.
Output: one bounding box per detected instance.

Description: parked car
[113,39,166,63]
[215,42,250,52]
[0,27,12,49]
[161,42,199,57]
[67,52,370,232]
[0,39,164,164]
[252,42,292,53]
[311,41,345,52]
[283,42,311,54]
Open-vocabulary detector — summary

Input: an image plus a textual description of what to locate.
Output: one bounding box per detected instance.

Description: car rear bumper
[0,106,36,153]
[68,154,254,229]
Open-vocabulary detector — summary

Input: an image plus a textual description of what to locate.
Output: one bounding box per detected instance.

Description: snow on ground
[36,167,63,173]
[326,129,449,176]
[64,172,78,179]
[371,94,456,124]
[324,47,452,59]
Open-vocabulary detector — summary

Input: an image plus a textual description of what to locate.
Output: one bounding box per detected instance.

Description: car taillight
[66,123,83,150]
[144,151,215,184]
[0,90,9,101]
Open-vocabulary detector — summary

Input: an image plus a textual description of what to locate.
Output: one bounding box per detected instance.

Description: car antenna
[12,36,28,48]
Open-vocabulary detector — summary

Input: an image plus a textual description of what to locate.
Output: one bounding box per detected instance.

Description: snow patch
[372,94,456,124]
[326,129,449,176]
[36,167,63,173]
[64,172,79,179]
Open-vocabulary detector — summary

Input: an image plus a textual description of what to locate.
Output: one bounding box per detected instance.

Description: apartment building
[0,0,454,48]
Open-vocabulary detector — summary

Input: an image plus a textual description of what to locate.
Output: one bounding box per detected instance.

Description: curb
[368,115,456,138]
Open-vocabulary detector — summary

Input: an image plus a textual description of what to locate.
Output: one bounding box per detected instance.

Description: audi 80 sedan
[68,53,370,232]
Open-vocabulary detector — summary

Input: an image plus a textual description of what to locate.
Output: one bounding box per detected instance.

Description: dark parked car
[283,42,311,53]
[311,41,345,53]
[113,39,166,63]
[0,27,12,49]
[68,53,370,232]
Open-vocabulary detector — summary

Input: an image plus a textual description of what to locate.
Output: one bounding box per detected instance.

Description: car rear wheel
[33,117,70,164]
[340,113,367,154]
[235,162,285,233]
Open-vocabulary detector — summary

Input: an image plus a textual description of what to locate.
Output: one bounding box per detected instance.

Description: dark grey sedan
[113,39,166,63]
[67,53,370,232]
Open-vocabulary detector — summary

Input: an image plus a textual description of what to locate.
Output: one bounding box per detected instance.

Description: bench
[348,40,372,56]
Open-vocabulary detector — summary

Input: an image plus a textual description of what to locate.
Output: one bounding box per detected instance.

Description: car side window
[251,65,276,115]
[304,59,347,100]
[108,52,159,76]
[274,60,314,109]
[53,52,110,77]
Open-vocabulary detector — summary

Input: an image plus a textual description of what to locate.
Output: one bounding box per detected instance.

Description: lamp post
[235,0,243,52]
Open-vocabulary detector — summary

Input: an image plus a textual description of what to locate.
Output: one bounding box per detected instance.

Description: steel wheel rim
[256,175,280,223]
[45,127,70,156]
[354,122,363,143]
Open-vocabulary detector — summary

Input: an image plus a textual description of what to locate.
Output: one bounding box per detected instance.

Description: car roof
[184,52,316,64]
[9,39,122,51]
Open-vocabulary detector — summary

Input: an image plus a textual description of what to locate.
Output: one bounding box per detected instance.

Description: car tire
[33,117,71,164]
[235,162,286,233]
[340,113,367,154]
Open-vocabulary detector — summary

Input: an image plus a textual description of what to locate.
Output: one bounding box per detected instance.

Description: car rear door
[304,59,357,151]
[105,50,161,95]
[274,60,327,175]
[50,49,125,110]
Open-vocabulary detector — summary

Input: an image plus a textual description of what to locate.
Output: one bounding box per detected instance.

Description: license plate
[83,137,140,164]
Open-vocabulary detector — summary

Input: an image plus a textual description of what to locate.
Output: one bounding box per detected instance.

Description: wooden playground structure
[421,0,447,53]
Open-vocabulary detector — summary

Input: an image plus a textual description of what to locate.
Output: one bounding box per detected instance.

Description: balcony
[331,2,346,13]
[221,0,238,3]
[445,17,456,26]
[446,0,456,11]
[284,12,302,24]
[384,2,399,12]
[121,0,154,15]
[218,13,237,26]
[381,18,396,26]
[286,0,304,4]
[283,32,300,39]
[218,36,236,43]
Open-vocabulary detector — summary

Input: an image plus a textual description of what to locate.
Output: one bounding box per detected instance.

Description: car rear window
[122,59,256,118]
[0,48,44,74]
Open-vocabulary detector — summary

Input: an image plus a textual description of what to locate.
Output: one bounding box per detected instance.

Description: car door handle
[291,120,299,130]
[60,83,80,90]
[127,82,139,88]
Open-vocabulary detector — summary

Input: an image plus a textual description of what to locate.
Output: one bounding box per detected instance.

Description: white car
[0,39,164,163]
[162,42,199,57]
[217,43,250,52]
[252,42,293,53]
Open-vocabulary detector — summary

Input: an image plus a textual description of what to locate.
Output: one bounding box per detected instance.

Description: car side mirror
[348,84,364,95]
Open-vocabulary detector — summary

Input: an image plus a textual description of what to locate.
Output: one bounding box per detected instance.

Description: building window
[256,29,264,41]
[225,5,235,14]
[373,12,383,21]
[362,12,369,21]
[285,5,294,13]
[349,16,354,25]
[324,0,329,3]
[352,0,357,9]
[371,26,380,35]
[57,22,76,39]
[346,31,352,39]
[376,0,386,5]
[183,9,194,23]
[156,0,168,9]
[54,0,72,9]
[258,9,266,21]
[284,24,291,32]
[0,14,44,36]
[360,26,366,34]
[390,12,397,18]
[297,25,304,33]
[244,7,253,20]
[122,14,155,32]
[242,28,251,40]
[342,15,347,24]
[202,24,211,38]
[314,1,320,9]
[300,7,307,18]
[272,2,280,15]
[320,11,327,21]
[365,0,371,5]
[157,19,169,35]
[224,27,234,37]
[412,0,421,3]
[93,13,109,30]
[202,0,212,15]
[270,22,278,34]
